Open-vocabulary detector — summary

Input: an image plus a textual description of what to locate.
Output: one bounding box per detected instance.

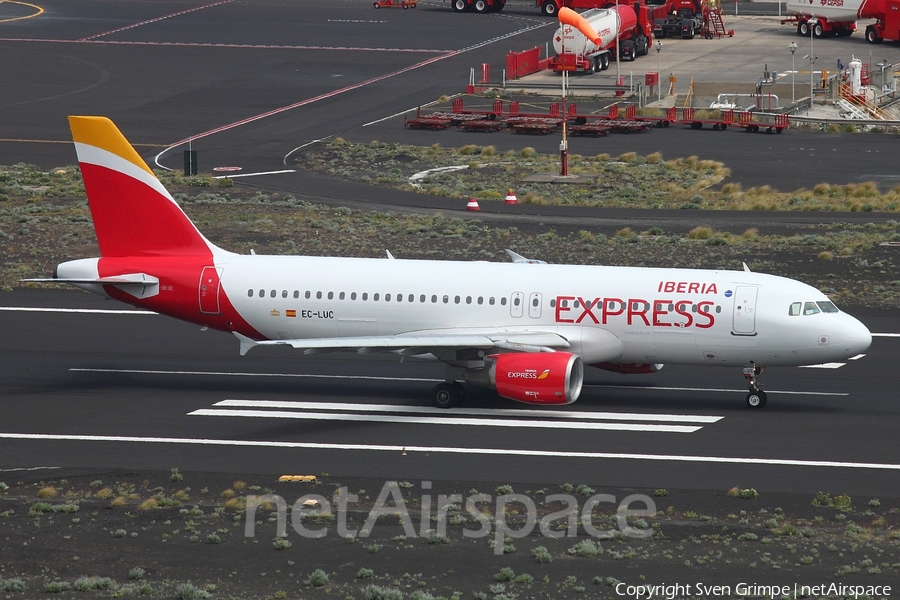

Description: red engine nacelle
[491,352,584,405]
[593,362,664,374]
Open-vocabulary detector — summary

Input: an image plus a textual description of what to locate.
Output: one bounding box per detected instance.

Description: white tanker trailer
[549,6,651,72]
[784,0,900,43]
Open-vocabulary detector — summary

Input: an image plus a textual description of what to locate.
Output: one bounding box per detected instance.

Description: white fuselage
[209,255,871,368]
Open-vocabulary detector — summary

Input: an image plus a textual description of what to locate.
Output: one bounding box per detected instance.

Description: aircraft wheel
[433,382,461,408]
[746,390,768,408]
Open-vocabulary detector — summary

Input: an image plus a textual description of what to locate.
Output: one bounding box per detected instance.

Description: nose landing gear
[743,362,767,408]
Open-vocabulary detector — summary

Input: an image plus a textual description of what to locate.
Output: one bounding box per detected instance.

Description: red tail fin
[69,116,213,258]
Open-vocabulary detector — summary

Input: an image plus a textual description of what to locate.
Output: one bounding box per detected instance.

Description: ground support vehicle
[547,4,653,73]
[783,0,900,42]
[450,0,505,12]
[738,111,790,133]
[374,0,417,7]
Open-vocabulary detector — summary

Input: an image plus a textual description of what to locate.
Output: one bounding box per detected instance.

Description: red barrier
[505,47,543,80]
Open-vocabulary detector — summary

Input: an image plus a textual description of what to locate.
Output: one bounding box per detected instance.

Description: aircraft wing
[234,330,572,357]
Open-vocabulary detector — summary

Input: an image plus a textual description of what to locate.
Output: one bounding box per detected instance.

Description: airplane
[28,116,873,410]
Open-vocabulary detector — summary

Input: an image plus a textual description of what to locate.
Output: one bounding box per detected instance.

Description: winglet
[233,332,259,356]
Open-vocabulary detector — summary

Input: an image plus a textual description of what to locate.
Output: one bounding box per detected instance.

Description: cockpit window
[803,301,820,316]
[816,301,839,313]
[789,302,802,316]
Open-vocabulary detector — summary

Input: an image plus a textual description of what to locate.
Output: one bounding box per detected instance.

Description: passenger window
[282,290,287,298]
[385,294,391,301]
[351,292,357,300]
[514,297,521,306]
[316,291,322,299]
[374,293,380,301]
[477,297,483,305]
[362,293,368,301]
[396,294,402,302]
[501,297,507,306]
[247,289,253,297]
[489,297,495,305]
[789,302,801,316]
[715,305,721,313]
[443,295,449,304]
[259,289,265,297]
[454,296,460,304]
[305,291,311,299]
[431,295,437,303]
[339,292,345,300]
[532,298,539,307]
[327,292,334,300]
[270,290,276,298]
[466,296,472,304]
[803,301,820,315]
[420,295,425,303]
[293,291,299,299]
[817,301,839,313]
[410,294,415,302]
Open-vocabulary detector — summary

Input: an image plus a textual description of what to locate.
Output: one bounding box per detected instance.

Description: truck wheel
[453,0,468,11]
[541,0,557,16]
[865,25,883,43]
[600,53,610,70]
[813,22,824,37]
[474,0,487,12]
[798,21,809,36]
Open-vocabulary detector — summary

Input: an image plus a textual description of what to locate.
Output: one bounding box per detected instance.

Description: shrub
[688,226,713,240]
[175,583,210,599]
[170,468,183,482]
[37,486,58,499]
[531,545,552,563]
[520,147,537,158]
[495,567,516,581]
[0,579,26,592]
[273,538,292,550]
[128,567,145,580]
[357,568,375,579]
[568,539,602,556]
[305,569,329,587]
[44,581,72,593]
[361,585,404,600]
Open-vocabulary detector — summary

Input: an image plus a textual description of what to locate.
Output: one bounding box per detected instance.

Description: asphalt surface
[1,0,899,499]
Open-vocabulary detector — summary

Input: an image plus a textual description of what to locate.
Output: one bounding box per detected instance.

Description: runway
[1,1,899,498]
[2,289,897,496]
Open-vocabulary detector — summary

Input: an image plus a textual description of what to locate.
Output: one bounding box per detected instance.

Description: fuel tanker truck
[548,4,652,72]
[784,0,900,43]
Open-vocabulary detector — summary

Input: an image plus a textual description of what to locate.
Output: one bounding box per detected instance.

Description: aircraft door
[199,266,222,315]
[732,285,758,335]
[510,292,524,318]
[528,292,542,319]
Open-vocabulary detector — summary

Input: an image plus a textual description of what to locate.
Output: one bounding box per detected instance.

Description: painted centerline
[2,433,899,471]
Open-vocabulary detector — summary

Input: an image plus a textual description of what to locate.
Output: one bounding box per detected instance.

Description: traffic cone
[504,189,518,205]
[465,198,480,211]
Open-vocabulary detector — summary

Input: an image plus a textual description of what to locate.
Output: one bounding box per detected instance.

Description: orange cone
[504,189,518,205]
[465,198,480,211]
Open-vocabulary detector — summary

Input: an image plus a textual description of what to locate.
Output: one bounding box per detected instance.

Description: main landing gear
[742,362,767,408]
[433,381,466,408]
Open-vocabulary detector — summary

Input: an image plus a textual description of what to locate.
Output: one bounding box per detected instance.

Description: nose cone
[842,315,872,356]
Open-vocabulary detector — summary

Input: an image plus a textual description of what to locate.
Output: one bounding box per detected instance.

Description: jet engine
[467,352,584,405]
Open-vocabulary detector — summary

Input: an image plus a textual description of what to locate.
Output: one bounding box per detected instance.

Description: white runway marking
[210,399,723,423]
[0,466,60,473]
[0,307,155,315]
[3,432,900,471]
[71,368,846,397]
[189,408,703,433]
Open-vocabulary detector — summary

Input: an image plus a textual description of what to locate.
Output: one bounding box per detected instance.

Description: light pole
[802,20,817,112]
[656,40,662,103]
[789,41,797,103]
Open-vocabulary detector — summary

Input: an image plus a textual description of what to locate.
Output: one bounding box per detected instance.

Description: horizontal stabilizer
[22,273,160,286]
